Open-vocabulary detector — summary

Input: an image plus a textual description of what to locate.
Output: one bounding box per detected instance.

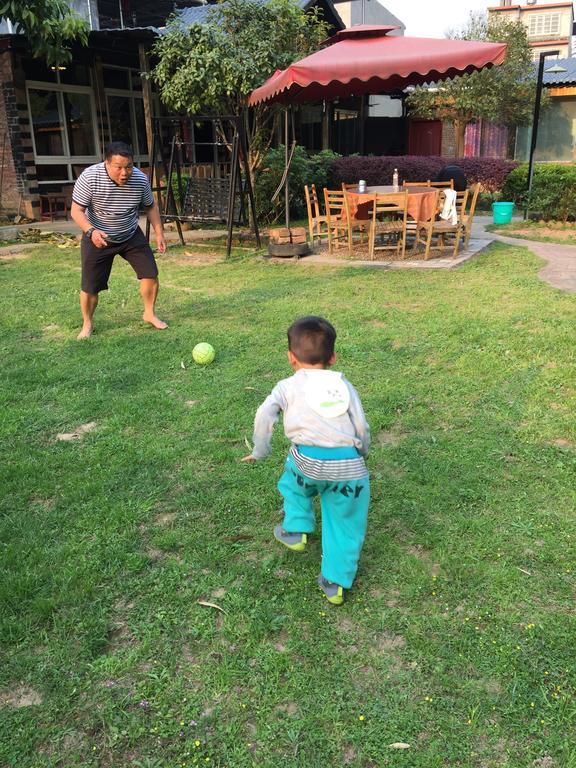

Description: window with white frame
[527,13,561,38]
[27,80,100,184]
[103,66,148,161]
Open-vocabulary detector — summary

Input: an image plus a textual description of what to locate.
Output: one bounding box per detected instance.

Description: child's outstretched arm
[241,383,287,462]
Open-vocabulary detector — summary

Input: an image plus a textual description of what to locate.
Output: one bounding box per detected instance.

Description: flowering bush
[329,155,517,193]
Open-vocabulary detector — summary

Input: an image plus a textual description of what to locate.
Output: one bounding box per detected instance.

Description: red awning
[248,26,507,106]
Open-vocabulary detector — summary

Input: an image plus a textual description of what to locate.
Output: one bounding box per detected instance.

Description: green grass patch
[1,241,575,767]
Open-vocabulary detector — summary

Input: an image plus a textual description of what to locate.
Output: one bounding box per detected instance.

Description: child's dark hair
[287,316,336,365]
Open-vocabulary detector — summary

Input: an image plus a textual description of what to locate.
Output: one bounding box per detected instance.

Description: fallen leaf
[180,361,186,369]
[197,600,227,614]
[388,743,410,749]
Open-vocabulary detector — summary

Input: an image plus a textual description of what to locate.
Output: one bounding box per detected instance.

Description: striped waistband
[290,445,368,481]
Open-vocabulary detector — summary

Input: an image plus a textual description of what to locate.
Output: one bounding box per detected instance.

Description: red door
[408,120,442,156]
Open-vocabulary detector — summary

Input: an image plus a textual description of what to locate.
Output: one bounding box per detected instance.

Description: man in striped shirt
[71,141,167,339]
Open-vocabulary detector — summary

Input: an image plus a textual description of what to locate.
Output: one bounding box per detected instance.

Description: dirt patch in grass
[508,226,576,242]
[172,250,227,266]
[0,686,43,708]
[274,701,298,716]
[547,438,574,448]
[377,425,407,447]
[56,421,97,441]
[376,632,406,652]
[155,512,178,526]
[0,251,30,261]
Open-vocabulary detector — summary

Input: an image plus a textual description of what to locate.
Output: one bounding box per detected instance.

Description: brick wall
[0,46,38,218]
[440,120,456,157]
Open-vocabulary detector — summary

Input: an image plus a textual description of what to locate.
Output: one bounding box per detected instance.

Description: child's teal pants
[277,448,370,589]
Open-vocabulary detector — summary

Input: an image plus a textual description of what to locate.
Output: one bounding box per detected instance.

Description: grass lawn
[1,240,575,768]
[486,221,576,246]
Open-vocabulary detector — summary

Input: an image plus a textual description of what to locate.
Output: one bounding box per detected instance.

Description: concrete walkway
[472,216,576,294]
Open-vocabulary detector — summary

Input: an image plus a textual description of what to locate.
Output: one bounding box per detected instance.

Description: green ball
[192,342,215,365]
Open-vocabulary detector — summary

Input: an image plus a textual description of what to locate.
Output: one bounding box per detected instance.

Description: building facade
[488,1,574,59]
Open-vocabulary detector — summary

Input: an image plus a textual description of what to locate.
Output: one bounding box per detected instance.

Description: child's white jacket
[251,369,370,460]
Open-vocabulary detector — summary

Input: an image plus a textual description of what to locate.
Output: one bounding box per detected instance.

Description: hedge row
[502,164,576,221]
[329,155,518,193]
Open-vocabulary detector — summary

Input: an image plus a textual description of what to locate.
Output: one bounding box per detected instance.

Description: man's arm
[70,201,108,249]
[145,201,166,254]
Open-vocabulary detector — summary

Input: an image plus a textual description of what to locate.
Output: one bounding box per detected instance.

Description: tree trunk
[454,120,467,158]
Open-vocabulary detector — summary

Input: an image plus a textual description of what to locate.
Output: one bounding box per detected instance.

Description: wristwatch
[85,227,95,240]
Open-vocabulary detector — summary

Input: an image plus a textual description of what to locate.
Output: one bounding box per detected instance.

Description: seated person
[434,164,467,192]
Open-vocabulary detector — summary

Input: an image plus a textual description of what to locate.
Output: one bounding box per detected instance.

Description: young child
[242,316,370,605]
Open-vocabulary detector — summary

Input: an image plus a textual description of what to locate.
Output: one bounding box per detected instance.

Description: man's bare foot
[143,314,168,330]
[77,325,93,340]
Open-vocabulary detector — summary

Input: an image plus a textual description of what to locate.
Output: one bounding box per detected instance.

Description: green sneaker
[318,575,344,606]
[273,524,307,552]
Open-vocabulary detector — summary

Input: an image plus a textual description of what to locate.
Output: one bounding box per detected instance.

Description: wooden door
[408,120,442,156]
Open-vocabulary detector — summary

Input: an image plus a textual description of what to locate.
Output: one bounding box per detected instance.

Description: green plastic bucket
[492,201,514,225]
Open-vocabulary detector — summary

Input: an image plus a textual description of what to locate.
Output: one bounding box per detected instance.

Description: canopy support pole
[284,108,290,230]
[525,49,558,220]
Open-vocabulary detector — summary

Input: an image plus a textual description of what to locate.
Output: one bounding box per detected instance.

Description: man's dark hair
[287,316,336,365]
[105,141,134,160]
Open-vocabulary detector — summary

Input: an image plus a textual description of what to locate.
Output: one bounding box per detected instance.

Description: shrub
[329,155,517,193]
[502,164,576,221]
[255,147,340,224]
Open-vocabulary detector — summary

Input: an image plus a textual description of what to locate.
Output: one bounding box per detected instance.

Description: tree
[406,12,539,157]
[0,0,88,65]
[152,0,329,175]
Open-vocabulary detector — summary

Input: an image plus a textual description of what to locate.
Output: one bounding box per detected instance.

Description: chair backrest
[436,188,468,218]
[466,183,480,218]
[455,189,469,219]
[405,180,454,189]
[304,184,314,224]
[342,182,357,190]
[324,188,346,222]
[371,191,408,224]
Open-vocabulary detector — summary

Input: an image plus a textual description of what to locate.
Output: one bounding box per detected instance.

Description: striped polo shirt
[72,163,154,243]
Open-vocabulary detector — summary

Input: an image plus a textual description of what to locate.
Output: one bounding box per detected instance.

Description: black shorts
[80,227,159,294]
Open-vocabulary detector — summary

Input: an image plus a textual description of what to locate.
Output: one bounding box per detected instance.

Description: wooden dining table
[346,185,438,223]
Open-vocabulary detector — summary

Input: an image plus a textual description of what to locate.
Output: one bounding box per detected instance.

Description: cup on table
[358,180,366,193]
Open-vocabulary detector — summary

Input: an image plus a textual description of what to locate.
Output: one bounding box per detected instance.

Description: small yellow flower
[359,715,365,721]
[195,740,201,747]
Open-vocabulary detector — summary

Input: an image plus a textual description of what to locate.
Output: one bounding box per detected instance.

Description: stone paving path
[473,217,576,295]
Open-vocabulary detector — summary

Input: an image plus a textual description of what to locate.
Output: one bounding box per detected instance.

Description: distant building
[515,57,576,161]
[488,1,574,60]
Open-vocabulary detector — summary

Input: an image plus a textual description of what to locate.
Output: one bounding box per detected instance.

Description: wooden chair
[368,191,408,259]
[460,183,480,248]
[413,188,468,259]
[304,184,329,246]
[428,180,454,189]
[324,188,369,255]
[404,180,454,189]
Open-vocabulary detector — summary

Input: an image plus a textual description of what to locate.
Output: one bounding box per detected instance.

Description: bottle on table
[392,168,399,192]
[358,179,366,193]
